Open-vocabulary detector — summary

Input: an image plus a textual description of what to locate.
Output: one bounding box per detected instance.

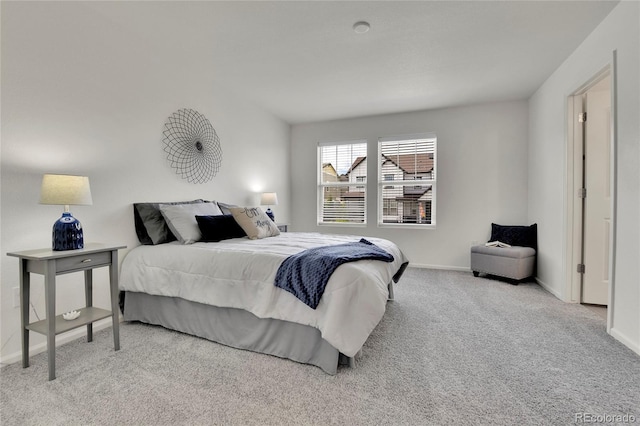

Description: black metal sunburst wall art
[162,108,223,184]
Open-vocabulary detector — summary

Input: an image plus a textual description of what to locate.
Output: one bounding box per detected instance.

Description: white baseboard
[535,277,563,300]
[609,327,640,357]
[0,318,114,367]
[409,263,470,272]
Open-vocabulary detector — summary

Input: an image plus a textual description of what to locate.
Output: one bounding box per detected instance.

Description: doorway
[581,75,611,306]
[566,67,615,321]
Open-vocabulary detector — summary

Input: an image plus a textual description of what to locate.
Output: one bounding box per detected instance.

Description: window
[318,141,367,225]
[383,199,398,216]
[383,174,395,189]
[378,134,436,226]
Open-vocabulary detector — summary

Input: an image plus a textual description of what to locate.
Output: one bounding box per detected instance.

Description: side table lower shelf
[26,307,113,336]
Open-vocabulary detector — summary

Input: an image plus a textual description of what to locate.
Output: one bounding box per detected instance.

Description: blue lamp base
[265,208,275,222]
[52,212,84,251]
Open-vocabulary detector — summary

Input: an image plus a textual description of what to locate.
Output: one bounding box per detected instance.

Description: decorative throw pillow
[134,199,206,245]
[490,223,537,249]
[196,215,247,242]
[159,202,223,244]
[229,207,280,240]
[216,201,238,216]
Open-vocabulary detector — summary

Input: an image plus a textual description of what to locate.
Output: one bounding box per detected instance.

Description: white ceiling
[88,0,618,124]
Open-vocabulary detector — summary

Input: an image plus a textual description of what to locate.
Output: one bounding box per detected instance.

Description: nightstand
[7,243,126,380]
[277,224,288,232]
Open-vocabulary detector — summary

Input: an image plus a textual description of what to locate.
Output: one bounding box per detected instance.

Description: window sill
[377,223,436,230]
[317,223,368,228]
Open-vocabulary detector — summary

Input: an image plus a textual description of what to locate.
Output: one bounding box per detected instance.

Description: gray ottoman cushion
[470,245,536,280]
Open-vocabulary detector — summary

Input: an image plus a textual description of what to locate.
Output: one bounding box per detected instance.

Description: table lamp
[260,192,278,221]
[40,174,93,250]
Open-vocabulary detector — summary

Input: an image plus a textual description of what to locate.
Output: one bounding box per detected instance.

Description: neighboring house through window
[378,134,437,226]
[318,141,367,225]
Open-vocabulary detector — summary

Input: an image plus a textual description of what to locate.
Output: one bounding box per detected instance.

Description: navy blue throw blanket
[274,239,394,309]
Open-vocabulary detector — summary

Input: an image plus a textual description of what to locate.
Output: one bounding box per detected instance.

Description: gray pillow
[134,200,206,245]
[216,201,238,216]
[160,202,224,244]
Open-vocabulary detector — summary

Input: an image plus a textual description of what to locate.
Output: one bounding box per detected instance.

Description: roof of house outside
[382,153,434,175]
[322,163,336,171]
[340,153,434,180]
[322,163,338,175]
[395,186,433,202]
[344,156,367,176]
[342,191,365,199]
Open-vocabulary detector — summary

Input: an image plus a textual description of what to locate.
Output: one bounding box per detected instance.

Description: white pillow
[229,207,280,240]
[159,202,223,244]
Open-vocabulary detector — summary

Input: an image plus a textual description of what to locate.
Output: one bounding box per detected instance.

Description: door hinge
[577,264,586,274]
[578,112,587,123]
[578,188,587,198]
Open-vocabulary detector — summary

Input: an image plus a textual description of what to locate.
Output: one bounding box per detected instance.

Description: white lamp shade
[260,192,278,206]
[40,174,93,206]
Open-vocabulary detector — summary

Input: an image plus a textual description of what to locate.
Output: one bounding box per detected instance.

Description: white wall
[0,2,290,362]
[528,1,639,354]
[291,100,530,269]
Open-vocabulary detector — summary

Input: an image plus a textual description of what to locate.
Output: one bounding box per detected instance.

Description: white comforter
[119,232,407,357]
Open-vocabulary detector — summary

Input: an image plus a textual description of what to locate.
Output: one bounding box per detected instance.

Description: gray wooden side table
[7,243,126,380]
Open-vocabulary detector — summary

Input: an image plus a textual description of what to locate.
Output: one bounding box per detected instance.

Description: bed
[119,201,408,374]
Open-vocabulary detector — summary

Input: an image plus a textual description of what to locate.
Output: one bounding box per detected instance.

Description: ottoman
[470,245,536,281]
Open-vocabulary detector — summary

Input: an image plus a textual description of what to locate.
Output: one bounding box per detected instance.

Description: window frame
[377,133,437,228]
[317,140,368,227]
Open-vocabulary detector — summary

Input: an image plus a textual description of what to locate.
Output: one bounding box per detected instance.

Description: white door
[581,77,611,305]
